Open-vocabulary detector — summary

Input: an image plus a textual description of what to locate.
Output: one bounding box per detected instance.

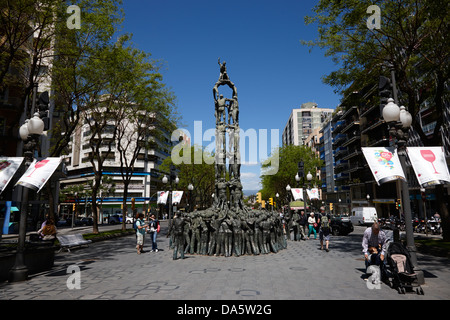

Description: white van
[350,207,378,226]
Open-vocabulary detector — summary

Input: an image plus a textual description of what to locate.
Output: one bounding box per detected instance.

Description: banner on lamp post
[307,188,320,200]
[0,157,24,194]
[362,147,406,185]
[171,191,183,204]
[291,188,303,201]
[157,191,169,204]
[407,147,450,187]
[15,157,61,192]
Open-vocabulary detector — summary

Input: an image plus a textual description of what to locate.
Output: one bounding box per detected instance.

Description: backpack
[321,216,330,229]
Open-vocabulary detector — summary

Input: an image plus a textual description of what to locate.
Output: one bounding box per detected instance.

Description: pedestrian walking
[299,210,307,240]
[135,213,147,254]
[148,214,160,252]
[319,207,331,252]
[307,212,317,239]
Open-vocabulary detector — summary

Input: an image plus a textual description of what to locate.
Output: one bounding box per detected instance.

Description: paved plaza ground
[1,224,449,308]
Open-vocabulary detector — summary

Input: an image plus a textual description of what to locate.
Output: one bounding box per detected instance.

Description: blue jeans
[149,231,158,250]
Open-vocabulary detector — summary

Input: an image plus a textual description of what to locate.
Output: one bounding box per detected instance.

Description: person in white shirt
[307,212,317,240]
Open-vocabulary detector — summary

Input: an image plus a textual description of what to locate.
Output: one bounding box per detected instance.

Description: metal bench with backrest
[56,234,92,252]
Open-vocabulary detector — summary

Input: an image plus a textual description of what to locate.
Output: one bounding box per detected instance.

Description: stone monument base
[170,207,287,258]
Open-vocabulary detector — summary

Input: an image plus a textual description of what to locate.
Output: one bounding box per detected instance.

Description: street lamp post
[9,108,45,282]
[275,193,279,211]
[306,171,313,213]
[383,97,424,284]
[188,183,194,213]
[286,184,291,209]
[162,165,179,228]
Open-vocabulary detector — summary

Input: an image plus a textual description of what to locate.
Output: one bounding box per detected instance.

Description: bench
[56,234,92,252]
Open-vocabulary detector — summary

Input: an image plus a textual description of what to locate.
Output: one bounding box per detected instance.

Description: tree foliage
[302,0,449,145]
[160,144,215,210]
[260,145,323,205]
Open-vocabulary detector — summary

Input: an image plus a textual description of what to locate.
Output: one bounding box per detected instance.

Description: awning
[289,201,305,210]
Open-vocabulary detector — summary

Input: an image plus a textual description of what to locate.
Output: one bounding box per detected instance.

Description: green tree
[260,145,323,206]
[302,0,449,240]
[114,35,176,230]
[160,144,215,210]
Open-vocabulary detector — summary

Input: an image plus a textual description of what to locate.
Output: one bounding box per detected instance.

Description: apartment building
[282,102,333,147]
[59,111,174,220]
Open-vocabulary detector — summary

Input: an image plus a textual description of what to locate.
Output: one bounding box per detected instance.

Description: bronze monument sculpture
[169,60,286,258]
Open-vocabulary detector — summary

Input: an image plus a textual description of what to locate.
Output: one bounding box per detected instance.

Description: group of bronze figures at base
[167,208,291,260]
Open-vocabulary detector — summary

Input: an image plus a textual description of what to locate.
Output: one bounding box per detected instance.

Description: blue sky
[120,0,342,192]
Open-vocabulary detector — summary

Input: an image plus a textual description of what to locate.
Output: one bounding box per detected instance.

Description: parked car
[80,217,93,226]
[331,215,354,236]
[109,214,123,224]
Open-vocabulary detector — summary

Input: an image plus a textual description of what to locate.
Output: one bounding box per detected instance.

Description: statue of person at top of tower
[218,58,229,81]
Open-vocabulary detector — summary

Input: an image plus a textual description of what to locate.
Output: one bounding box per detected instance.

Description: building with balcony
[59,110,175,221]
[282,102,333,147]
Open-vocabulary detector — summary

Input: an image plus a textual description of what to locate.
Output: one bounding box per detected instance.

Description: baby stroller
[386,242,424,295]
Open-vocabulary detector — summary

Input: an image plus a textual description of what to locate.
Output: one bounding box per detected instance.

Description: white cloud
[240,172,261,191]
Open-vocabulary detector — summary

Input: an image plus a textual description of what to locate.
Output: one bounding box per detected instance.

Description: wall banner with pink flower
[407,147,450,187]
[0,157,24,193]
[362,147,406,185]
[15,157,62,192]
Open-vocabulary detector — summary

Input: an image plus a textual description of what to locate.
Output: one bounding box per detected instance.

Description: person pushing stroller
[362,222,388,280]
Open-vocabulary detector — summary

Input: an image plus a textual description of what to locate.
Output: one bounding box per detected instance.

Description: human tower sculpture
[170,60,286,259]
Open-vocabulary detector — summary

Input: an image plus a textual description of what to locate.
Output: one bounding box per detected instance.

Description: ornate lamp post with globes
[9,111,45,282]
[382,97,423,284]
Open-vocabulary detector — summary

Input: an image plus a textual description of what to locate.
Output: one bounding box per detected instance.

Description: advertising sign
[171,191,184,204]
[157,191,169,204]
[0,157,23,193]
[362,147,405,185]
[307,188,319,200]
[15,157,61,192]
[407,147,450,186]
[291,188,304,201]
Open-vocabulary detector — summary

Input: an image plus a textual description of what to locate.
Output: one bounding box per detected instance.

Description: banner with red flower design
[362,147,405,185]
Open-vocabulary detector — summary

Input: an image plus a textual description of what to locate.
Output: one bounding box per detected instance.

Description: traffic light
[37,91,50,131]
[72,203,76,211]
[131,197,136,210]
[329,203,333,211]
[261,200,266,208]
[256,192,262,203]
[269,197,273,206]
[395,199,401,210]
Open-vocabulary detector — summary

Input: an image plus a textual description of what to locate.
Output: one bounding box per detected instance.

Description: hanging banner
[307,188,320,200]
[15,157,61,192]
[0,157,24,194]
[362,147,405,185]
[290,188,303,201]
[407,147,450,187]
[171,191,184,204]
[157,191,169,204]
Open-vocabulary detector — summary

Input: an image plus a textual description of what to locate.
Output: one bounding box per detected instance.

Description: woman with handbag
[307,212,317,240]
[148,214,160,252]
